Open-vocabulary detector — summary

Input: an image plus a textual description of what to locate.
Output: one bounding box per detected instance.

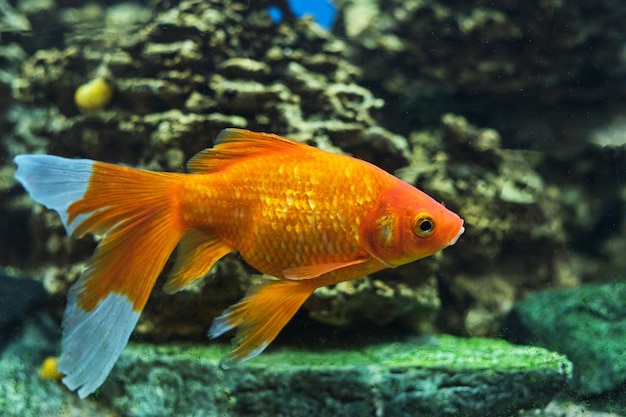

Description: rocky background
[1,0,625,416]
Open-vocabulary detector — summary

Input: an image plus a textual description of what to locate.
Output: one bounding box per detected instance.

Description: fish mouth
[447,221,465,246]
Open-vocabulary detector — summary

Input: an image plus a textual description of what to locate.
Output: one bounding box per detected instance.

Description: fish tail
[14,155,186,398]
[209,279,317,367]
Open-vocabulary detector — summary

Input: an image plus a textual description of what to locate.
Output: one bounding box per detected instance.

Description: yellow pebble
[39,356,64,380]
[74,78,113,111]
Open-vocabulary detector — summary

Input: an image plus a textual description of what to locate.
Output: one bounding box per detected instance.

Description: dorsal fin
[187,128,309,174]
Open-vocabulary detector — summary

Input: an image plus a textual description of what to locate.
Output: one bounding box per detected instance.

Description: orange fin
[163,228,233,294]
[282,258,369,280]
[14,155,186,397]
[187,128,310,173]
[208,280,317,366]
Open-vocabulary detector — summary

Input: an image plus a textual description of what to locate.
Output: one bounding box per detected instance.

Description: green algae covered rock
[0,311,571,417]
[99,335,571,417]
[504,281,626,396]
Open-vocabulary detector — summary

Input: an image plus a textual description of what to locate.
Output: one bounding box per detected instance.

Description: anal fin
[208,280,317,366]
[163,229,232,294]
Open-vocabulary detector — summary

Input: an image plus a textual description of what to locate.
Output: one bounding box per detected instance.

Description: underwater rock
[503,281,626,396]
[0,272,48,333]
[337,0,626,95]
[0,313,112,417]
[333,0,626,148]
[102,337,571,417]
[0,310,572,417]
[537,142,626,283]
[398,114,568,337]
[307,273,440,328]
[0,0,31,32]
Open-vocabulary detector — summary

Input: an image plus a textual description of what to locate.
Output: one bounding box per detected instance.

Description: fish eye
[413,214,435,238]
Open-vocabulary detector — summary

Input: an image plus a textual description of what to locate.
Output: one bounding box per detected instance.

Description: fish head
[361,181,464,267]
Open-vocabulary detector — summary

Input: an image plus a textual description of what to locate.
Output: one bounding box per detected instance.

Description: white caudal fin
[13,155,94,235]
[14,154,187,397]
[59,291,140,398]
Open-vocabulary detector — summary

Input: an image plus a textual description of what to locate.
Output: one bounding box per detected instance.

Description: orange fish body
[14,129,464,397]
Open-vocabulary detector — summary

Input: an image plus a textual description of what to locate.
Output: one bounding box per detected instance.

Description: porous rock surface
[0,312,572,417]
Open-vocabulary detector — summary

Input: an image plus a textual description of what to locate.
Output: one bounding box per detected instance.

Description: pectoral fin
[282,258,369,280]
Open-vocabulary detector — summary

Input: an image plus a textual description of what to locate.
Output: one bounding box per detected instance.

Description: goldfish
[13,128,464,398]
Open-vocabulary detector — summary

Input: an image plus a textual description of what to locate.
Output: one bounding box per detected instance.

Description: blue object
[269,0,337,30]
[267,6,282,23]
